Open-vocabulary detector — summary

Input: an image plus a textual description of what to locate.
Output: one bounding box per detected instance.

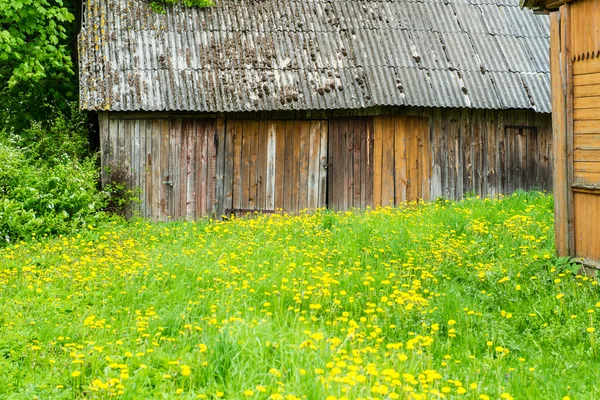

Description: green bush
[0,142,111,244]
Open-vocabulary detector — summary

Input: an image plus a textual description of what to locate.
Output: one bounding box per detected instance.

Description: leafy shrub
[0,142,111,244]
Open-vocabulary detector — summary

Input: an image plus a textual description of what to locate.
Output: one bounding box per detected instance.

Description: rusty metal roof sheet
[79,0,551,113]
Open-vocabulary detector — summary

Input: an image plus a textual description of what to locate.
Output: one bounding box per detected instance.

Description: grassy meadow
[1,192,599,399]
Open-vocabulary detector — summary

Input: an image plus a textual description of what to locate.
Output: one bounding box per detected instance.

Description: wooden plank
[358,118,367,209]
[447,110,460,200]
[574,170,600,184]
[472,111,483,198]
[394,116,407,204]
[373,116,383,206]
[241,121,252,210]
[575,120,600,134]
[249,121,260,210]
[573,57,600,75]
[207,120,218,217]
[526,128,539,190]
[352,119,362,209]
[365,117,374,208]
[256,121,269,210]
[407,117,420,202]
[574,108,600,120]
[233,120,243,211]
[430,109,443,199]
[299,121,310,211]
[485,110,498,197]
[338,118,349,211]
[574,161,600,173]
[498,113,507,194]
[223,121,235,215]
[214,118,226,219]
[138,119,146,218]
[131,120,140,216]
[461,110,473,196]
[565,3,576,259]
[284,121,295,213]
[574,97,600,110]
[575,149,600,162]
[574,84,600,98]
[318,120,328,209]
[573,72,600,87]
[266,121,277,211]
[576,134,600,149]
[327,119,337,210]
[517,128,528,190]
[160,119,171,221]
[307,121,320,210]
[197,120,207,218]
[345,118,355,209]
[179,120,190,220]
[169,119,181,219]
[505,127,516,193]
[420,117,431,201]
[274,121,286,211]
[574,192,600,261]
[550,13,577,256]
[144,120,153,219]
[150,120,161,220]
[292,121,302,213]
[381,116,395,206]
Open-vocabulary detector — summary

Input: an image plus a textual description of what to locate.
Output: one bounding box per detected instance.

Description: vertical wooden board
[247,121,259,210]
[179,119,190,220]
[130,120,139,216]
[485,111,497,197]
[358,119,367,209]
[150,120,161,220]
[283,121,295,213]
[336,118,348,211]
[497,112,507,195]
[327,119,338,210]
[407,117,420,202]
[446,111,459,200]
[144,120,154,219]
[345,118,355,209]
[394,116,407,203]
[199,120,210,217]
[137,119,146,218]
[214,118,226,218]
[291,121,302,213]
[430,109,443,199]
[537,114,552,191]
[274,121,286,211]
[298,121,310,211]
[366,117,374,207]
[208,120,218,217]
[373,116,383,206]
[241,121,252,210]
[194,120,204,218]
[420,117,431,201]
[505,127,516,194]
[170,119,183,219]
[381,116,395,206]
[526,128,539,190]
[265,121,277,210]
[186,120,197,220]
[461,110,472,196]
[308,121,321,210]
[472,111,483,197]
[223,121,235,214]
[574,192,600,261]
[232,120,243,211]
[517,128,528,190]
[564,4,575,257]
[319,121,328,208]
[160,119,171,221]
[257,121,269,210]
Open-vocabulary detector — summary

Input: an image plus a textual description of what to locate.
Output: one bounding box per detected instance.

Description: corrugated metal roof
[79,0,551,113]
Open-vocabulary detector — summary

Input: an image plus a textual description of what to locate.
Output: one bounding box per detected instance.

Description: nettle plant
[150,0,215,12]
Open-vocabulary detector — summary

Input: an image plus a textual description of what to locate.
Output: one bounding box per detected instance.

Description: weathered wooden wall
[99,107,552,220]
[225,120,327,214]
[551,0,600,264]
[99,114,223,221]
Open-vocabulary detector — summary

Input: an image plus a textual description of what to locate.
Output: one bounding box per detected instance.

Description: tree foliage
[0,0,78,131]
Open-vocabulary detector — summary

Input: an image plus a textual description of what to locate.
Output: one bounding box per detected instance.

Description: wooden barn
[79,0,553,220]
[523,0,600,264]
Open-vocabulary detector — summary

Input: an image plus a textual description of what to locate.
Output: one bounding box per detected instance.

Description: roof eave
[520,0,575,11]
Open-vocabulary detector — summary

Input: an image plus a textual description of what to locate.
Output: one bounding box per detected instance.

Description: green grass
[0,192,598,399]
